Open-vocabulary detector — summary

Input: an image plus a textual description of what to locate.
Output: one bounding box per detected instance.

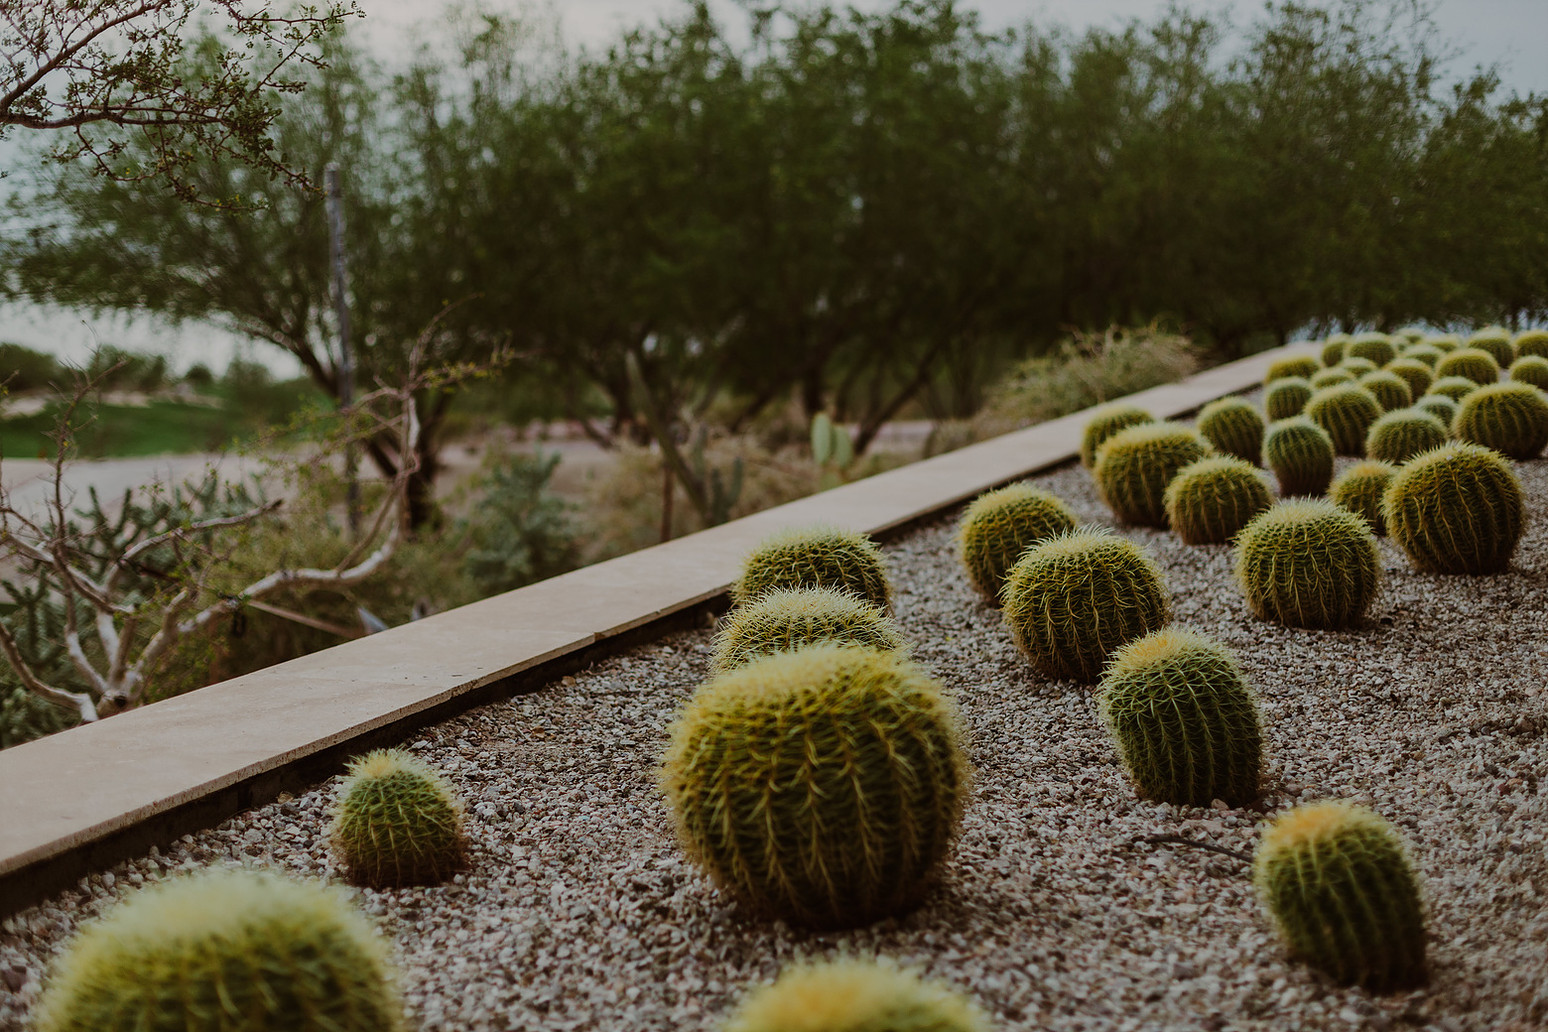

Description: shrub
[1163,456,1273,545]
[1078,404,1155,468]
[1345,333,1397,367]
[1425,375,1480,403]
[1465,327,1515,369]
[1329,461,1397,536]
[1399,343,1443,368]
[1195,396,1265,464]
[1452,382,1548,459]
[1092,421,1211,527]
[1434,347,1500,386]
[661,645,969,927]
[1338,356,1378,377]
[1262,417,1335,497]
[1364,409,1447,464]
[1098,628,1262,806]
[459,451,581,598]
[1304,384,1382,455]
[1515,329,1548,361]
[1384,441,1524,574]
[956,483,1077,602]
[1001,527,1170,683]
[329,749,467,888]
[725,959,988,1032]
[712,587,904,672]
[1381,357,1433,399]
[1357,370,1412,412]
[1509,356,1548,391]
[1264,377,1312,421]
[1412,393,1458,426]
[34,869,406,1032]
[1234,500,1380,628]
[1254,801,1427,990]
[1264,355,1319,383]
[733,526,891,610]
[1308,367,1355,391]
[1319,336,1348,367]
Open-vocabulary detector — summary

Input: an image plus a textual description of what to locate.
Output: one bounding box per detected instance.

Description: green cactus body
[661,645,968,928]
[1383,441,1524,574]
[1098,628,1262,806]
[1304,384,1382,456]
[1264,355,1319,384]
[1424,333,1460,353]
[1395,326,1426,344]
[1079,404,1155,468]
[1319,336,1349,367]
[1265,377,1313,421]
[1254,801,1427,990]
[1465,327,1515,369]
[1412,393,1458,426]
[1195,396,1266,465]
[712,587,905,673]
[733,526,891,610]
[1398,343,1443,368]
[1338,356,1379,377]
[1308,368,1355,391]
[1381,358,1433,399]
[1345,333,1397,367]
[1356,370,1413,413]
[34,870,405,1032]
[1001,527,1170,683]
[1509,356,1548,391]
[1515,329,1548,361]
[330,749,467,888]
[1329,460,1397,536]
[1233,500,1380,628]
[1364,409,1448,464]
[725,959,989,1032]
[1262,417,1335,497]
[1452,382,1548,459]
[1434,347,1500,386]
[1092,421,1211,527]
[1425,375,1480,403]
[955,483,1078,603]
[1163,456,1273,545]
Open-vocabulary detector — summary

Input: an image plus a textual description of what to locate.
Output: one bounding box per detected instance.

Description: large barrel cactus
[1425,375,1480,403]
[733,526,891,610]
[1262,417,1335,497]
[1092,421,1211,527]
[1364,408,1447,464]
[1329,460,1397,536]
[1319,335,1350,367]
[1345,332,1397,368]
[1079,404,1154,468]
[1338,356,1378,378]
[1381,358,1433,399]
[1509,355,1548,391]
[1412,393,1458,426]
[1383,441,1524,574]
[1163,455,1273,545]
[1399,342,1443,368]
[1264,355,1318,384]
[330,749,467,888]
[1195,396,1266,464]
[1308,367,1355,391]
[1465,327,1515,369]
[1424,333,1461,353]
[955,483,1077,603]
[1234,500,1380,628]
[1451,381,1548,459]
[1434,347,1500,386]
[1515,329,1548,361]
[1264,376,1313,421]
[1357,370,1413,413]
[712,586,905,672]
[725,959,989,1032]
[1305,384,1382,455]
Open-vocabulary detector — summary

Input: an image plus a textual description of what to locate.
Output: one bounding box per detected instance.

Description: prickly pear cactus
[1515,329,1548,361]
[1092,421,1212,527]
[1425,375,1480,403]
[1345,332,1397,368]
[1308,367,1355,391]
[1434,347,1500,386]
[1451,382,1548,459]
[712,586,905,673]
[1098,628,1262,806]
[1305,384,1383,456]
[1163,456,1273,545]
[1079,404,1154,468]
[1264,377,1312,421]
[330,749,467,888]
[1357,370,1413,413]
[1319,336,1349,367]
[1254,801,1427,990]
[34,869,406,1032]
[1509,355,1548,392]
[733,525,891,610]
[1383,441,1524,574]
[1329,460,1397,536]
[956,483,1078,603]
[1364,409,1447,465]
[1412,393,1458,426]
[725,958,989,1032]
[661,645,969,928]
[1263,417,1335,497]
[1465,327,1515,369]
[1233,500,1380,628]
[1195,396,1266,465]
[1381,358,1433,400]
[1264,355,1319,384]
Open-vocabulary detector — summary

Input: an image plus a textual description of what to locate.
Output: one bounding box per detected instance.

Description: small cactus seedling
[1308,367,1355,391]
[1305,384,1383,456]
[1398,342,1443,368]
[1357,370,1413,412]
[1424,333,1461,353]
[1452,382,1548,459]
[1264,355,1319,383]
[1412,393,1459,426]
[1092,421,1211,527]
[662,645,969,928]
[1254,801,1427,990]
[1234,500,1380,628]
[1425,375,1480,403]
[955,483,1078,603]
[712,587,905,673]
[1338,356,1379,377]
[1381,357,1433,399]
[34,869,406,1032]
[1345,333,1397,367]
[330,749,467,888]
[1264,377,1313,421]
[1262,417,1335,497]
[1509,355,1548,391]
[1098,628,1262,807]
[733,526,891,610]
[1383,441,1524,574]
[1001,527,1170,683]
[1163,456,1273,545]
[1434,347,1500,386]
[1465,327,1515,369]
[1195,396,1266,464]
[724,958,989,1032]
[1329,460,1397,536]
[1364,409,1447,464]
[1515,329,1548,361]
[1319,336,1349,367]
[1079,404,1154,468]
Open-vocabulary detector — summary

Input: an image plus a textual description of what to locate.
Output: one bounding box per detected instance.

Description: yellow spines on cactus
[733,525,891,610]
[1381,357,1433,399]
[1304,384,1382,456]
[1233,500,1380,628]
[1515,328,1548,361]
[1412,393,1458,426]
[1264,355,1318,384]
[1425,375,1479,403]
[1357,370,1413,413]
[724,958,990,1032]
[1383,441,1524,574]
[1338,356,1378,378]
[330,748,467,888]
[1329,460,1396,536]
[1434,347,1500,386]
[1163,455,1272,545]
[1424,333,1460,353]
[1451,382,1548,459]
[1079,404,1154,468]
[1264,376,1312,421]
[1465,326,1514,369]
[1364,408,1447,465]
[1398,342,1443,368]
[712,587,905,673]
[1195,396,1266,465]
[955,483,1077,603]
[1345,332,1397,368]
[1262,417,1334,497]
[1509,355,1548,392]
[1319,335,1349,367]
[1308,367,1355,391]
[1092,421,1211,527]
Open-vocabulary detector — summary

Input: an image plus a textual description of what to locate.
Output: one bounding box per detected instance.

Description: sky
[4,0,1544,376]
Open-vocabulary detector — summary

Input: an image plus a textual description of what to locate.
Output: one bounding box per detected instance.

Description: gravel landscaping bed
[3,436,1545,1032]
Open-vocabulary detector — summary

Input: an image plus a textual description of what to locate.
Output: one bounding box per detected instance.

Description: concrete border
[0,342,1314,917]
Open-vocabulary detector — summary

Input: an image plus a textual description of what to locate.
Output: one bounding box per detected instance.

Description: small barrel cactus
[34,869,406,1032]
[1356,370,1412,412]
[1395,326,1426,344]
[1308,367,1355,391]
[1163,455,1273,545]
[330,749,467,888]
[1093,421,1212,527]
[1264,376,1313,421]
[1434,347,1500,386]
[1424,333,1460,353]
[1254,801,1427,990]
[733,526,891,610]
[725,958,989,1032]
[1338,356,1378,377]
[1412,393,1458,426]
[1305,384,1382,456]
[1319,336,1349,367]
[1425,375,1480,403]
[1383,441,1524,574]
[1098,628,1262,807]
[1451,381,1548,459]
[1399,342,1443,368]
[1345,332,1397,368]
[1465,327,1515,369]
[955,483,1077,603]
[1262,417,1335,497]
[1001,527,1170,683]
[712,587,905,672]
[662,644,969,927]
[1329,460,1397,536]
[1381,357,1433,399]
[1195,396,1266,465]
[1264,355,1319,384]
[1234,500,1380,629]
[1509,355,1548,391]
[1080,403,1154,468]
[1364,408,1447,464]
[1515,328,1548,361]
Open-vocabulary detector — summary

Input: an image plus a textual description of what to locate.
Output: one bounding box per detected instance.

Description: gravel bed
[3,434,1546,1032]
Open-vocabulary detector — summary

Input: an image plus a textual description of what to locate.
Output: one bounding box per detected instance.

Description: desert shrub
[459,451,581,597]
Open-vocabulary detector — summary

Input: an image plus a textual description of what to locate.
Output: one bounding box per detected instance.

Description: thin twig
[1130,834,1253,864]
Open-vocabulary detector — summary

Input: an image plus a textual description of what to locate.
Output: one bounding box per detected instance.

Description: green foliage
[986,326,1198,429]
[1515,330,1548,361]
[1098,628,1262,806]
[955,484,1077,602]
[1364,409,1448,464]
[34,869,406,1032]
[733,526,891,610]
[1001,527,1170,683]
[1308,367,1355,390]
[1079,404,1155,469]
[1304,384,1382,455]
[1383,441,1524,574]
[459,452,581,598]
[0,686,77,749]
[1264,355,1318,383]
[1465,327,1515,368]
[1329,460,1397,536]
[1195,396,1265,464]
[662,645,969,927]
[1412,393,1459,425]
[1092,421,1212,527]
[0,580,80,748]
[1263,417,1335,496]
[1163,456,1273,545]
[1399,343,1443,368]
[1254,801,1427,990]
[1264,377,1312,421]
[1234,500,1380,628]
[1319,337,1348,368]
[1425,375,1481,403]
[1381,357,1433,399]
[329,749,467,888]
[1509,356,1548,391]
[1345,333,1396,367]
[0,343,64,393]
[725,959,988,1032]
[1357,370,1413,412]
[1338,356,1378,377]
[1451,382,1548,459]
[712,587,905,673]
[1434,347,1500,386]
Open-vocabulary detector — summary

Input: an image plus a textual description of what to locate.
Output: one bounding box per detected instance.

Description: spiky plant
[1092,421,1212,527]
[1319,336,1349,367]
[34,870,406,1032]
[1098,628,1262,806]
[1398,343,1443,368]
[1452,382,1548,459]
[1395,326,1426,344]
[1424,333,1460,353]
[1079,404,1154,468]
[1381,358,1433,400]
[1254,801,1427,990]
[1425,375,1480,403]
[1305,384,1383,456]
[1509,356,1548,392]
[1412,393,1458,426]
[1163,456,1273,545]
[1434,347,1500,386]
[1338,356,1379,377]
[1308,368,1355,391]
[733,526,891,610]
[1345,333,1397,368]
[1465,327,1515,369]
[1364,409,1448,465]
[724,959,990,1032]
[1329,460,1397,536]
[1357,370,1413,413]
[1234,500,1380,628]
[955,483,1078,603]
[1001,527,1170,683]
[1264,355,1319,384]
[662,645,968,928]
[330,749,467,888]
[1265,377,1313,421]
[712,587,905,673]
[1383,441,1524,574]
[1195,396,1266,465]
[1262,417,1335,497]
[1515,329,1548,361]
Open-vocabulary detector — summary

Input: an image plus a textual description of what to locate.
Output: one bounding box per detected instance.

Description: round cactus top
[725,959,989,1032]
[1259,800,1391,854]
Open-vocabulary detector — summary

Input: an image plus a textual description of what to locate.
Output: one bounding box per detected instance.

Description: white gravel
[2,430,1545,1032]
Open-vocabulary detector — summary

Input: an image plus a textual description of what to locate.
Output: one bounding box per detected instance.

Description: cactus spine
[1451,382,1548,459]
[1264,355,1318,383]
[1163,456,1273,545]
[1233,500,1380,629]
[330,749,467,888]
[1364,409,1447,465]
[1308,367,1355,390]
[1514,329,1548,361]
[1305,384,1382,456]
[733,526,891,610]
[1338,356,1379,377]
[1080,404,1154,468]
[1345,332,1397,368]
[1434,347,1500,386]
[1356,370,1413,412]
[1381,357,1433,399]
[1195,396,1266,465]
[725,959,989,1032]
[1329,460,1397,536]
[1383,441,1524,574]
[1465,327,1515,369]
[1424,333,1460,353]
[712,587,905,673]
[1412,393,1458,426]
[1399,343,1443,368]
[1319,336,1349,367]
[1425,375,1480,403]
[1093,421,1212,527]
[1264,377,1312,421]
[955,483,1078,603]
[1509,355,1548,391]
[1262,417,1335,497]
